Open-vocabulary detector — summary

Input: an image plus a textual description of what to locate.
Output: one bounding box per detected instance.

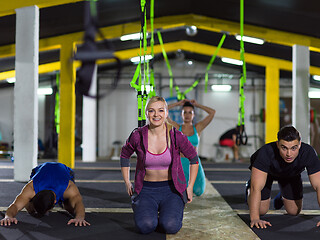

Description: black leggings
[261,174,303,201]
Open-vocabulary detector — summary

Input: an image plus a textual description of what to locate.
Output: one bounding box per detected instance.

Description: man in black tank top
[247,126,320,229]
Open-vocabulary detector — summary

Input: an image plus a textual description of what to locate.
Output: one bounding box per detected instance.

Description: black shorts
[261,174,303,201]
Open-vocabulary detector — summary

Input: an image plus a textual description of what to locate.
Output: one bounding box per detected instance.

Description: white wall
[96,84,265,159]
[98,89,137,157]
[38,94,46,143]
[0,87,46,149]
[0,88,14,146]
[0,60,267,161]
[97,60,266,160]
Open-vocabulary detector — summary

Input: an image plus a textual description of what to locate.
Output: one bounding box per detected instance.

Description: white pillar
[292,45,310,143]
[14,6,39,181]
[82,65,97,162]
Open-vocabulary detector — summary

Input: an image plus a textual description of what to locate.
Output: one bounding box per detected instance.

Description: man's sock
[273,192,284,210]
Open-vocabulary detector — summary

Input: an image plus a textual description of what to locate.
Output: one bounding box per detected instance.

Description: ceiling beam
[0,13,319,59]
[111,41,320,75]
[0,13,320,81]
[99,14,320,52]
[188,14,320,52]
[0,0,84,17]
[1,41,320,82]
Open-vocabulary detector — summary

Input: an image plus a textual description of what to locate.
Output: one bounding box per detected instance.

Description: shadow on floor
[239,214,320,240]
[0,211,166,240]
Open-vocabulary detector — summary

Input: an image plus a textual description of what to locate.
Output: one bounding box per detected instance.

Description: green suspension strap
[141,0,157,121]
[130,61,143,126]
[236,0,248,145]
[136,0,146,127]
[183,78,200,96]
[174,34,225,98]
[174,34,226,98]
[89,0,97,18]
[131,0,156,127]
[141,0,148,126]
[157,31,175,97]
[204,34,226,92]
[175,86,184,100]
[55,72,60,134]
[157,31,199,100]
[130,50,143,127]
[148,0,156,98]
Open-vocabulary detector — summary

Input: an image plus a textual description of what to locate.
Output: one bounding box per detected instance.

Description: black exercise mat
[0,211,166,240]
[239,214,320,240]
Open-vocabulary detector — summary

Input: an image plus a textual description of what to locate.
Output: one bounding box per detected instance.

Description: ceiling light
[309,88,320,98]
[211,84,232,92]
[186,25,197,36]
[309,91,320,98]
[6,77,16,83]
[313,75,320,81]
[130,55,153,64]
[38,88,53,95]
[235,35,265,45]
[221,57,243,66]
[120,32,149,41]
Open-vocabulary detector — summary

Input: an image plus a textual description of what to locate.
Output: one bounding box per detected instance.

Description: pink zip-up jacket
[120,124,199,203]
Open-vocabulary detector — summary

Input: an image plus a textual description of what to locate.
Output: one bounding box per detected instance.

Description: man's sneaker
[273,192,284,210]
[245,179,251,204]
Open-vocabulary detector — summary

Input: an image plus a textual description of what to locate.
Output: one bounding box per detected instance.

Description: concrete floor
[0,159,319,239]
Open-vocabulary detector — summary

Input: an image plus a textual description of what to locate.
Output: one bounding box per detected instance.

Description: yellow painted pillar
[58,40,76,168]
[265,65,280,143]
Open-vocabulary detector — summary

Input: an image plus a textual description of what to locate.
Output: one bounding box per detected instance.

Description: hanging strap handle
[236,0,248,146]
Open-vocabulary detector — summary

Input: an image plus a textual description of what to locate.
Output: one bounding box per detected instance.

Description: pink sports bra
[145,147,172,170]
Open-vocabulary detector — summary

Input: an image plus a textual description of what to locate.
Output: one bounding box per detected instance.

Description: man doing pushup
[247,126,320,229]
[0,162,90,226]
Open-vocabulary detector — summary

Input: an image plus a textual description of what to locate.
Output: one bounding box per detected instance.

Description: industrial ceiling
[0,0,319,86]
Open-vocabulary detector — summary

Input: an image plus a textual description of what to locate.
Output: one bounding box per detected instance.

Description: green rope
[204,34,226,92]
[143,3,147,90]
[157,33,225,99]
[184,78,200,95]
[130,62,141,90]
[175,86,184,100]
[130,0,157,126]
[148,0,156,98]
[130,60,143,126]
[238,0,247,127]
[150,0,154,62]
[133,62,143,122]
[157,31,174,97]
[140,0,146,11]
[89,0,97,17]
[238,76,246,126]
[157,31,203,100]
[141,3,148,124]
[54,72,60,134]
[137,93,143,124]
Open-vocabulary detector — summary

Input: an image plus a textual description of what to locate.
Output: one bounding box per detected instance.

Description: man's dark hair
[182,101,194,109]
[30,190,55,218]
[277,126,301,142]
